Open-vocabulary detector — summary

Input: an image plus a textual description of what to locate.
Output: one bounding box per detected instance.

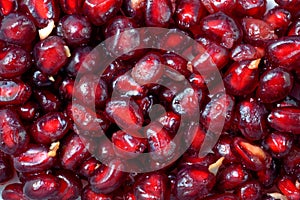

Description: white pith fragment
[208,157,225,176]
[48,141,60,157]
[64,45,71,58]
[248,58,261,69]
[38,20,55,40]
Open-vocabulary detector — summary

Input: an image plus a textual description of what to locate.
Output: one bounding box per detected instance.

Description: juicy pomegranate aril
[268,107,300,134]
[266,36,300,70]
[0,108,29,155]
[0,79,31,106]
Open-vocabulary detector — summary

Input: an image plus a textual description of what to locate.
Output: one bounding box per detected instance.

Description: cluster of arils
[0,0,300,199]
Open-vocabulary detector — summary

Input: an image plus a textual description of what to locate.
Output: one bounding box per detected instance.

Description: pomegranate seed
[19,0,60,28]
[104,16,144,60]
[23,173,60,200]
[112,130,148,158]
[230,44,263,62]
[134,172,169,199]
[0,46,32,78]
[277,176,300,200]
[113,73,146,98]
[145,0,172,27]
[0,0,17,16]
[95,136,116,163]
[235,0,266,18]
[201,0,236,15]
[1,183,28,200]
[264,7,291,36]
[175,166,216,199]
[79,157,102,179]
[288,18,300,36]
[122,0,146,21]
[57,15,92,47]
[52,170,83,200]
[266,36,300,71]
[257,67,294,103]
[81,185,112,200]
[59,0,84,14]
[74,74,108,108]
[233,137,272,171]
[237,98,268,141]
[175,0,207,29]
[0,79,31,106]
[83,0,122,25]
[13,143,57,173]
[0,108,29,155]
[217,164,250,190]
[0,13,36,46]
[31,112,70,144]
[0,151,13,183]
[237,180,262,200]
[200,12,242,49]
[146,122,177,162]
[257,159,279,188]
[172,87,200,118]
[201,92,235,132]
[275,0,300,16]
[268,107,300,134]
[131,52,164,85]
[283,147,300,175]
[195,36,230,70]
[157,111,181,135]
[242,18,277,46]
[263,132,293,158]
[163,52,190,78]
[59,78,74,100]
[213,135,238,164]
[223,59,260,96]
[33,89,61,112]
[89,159,126,194]
[105,98,144,134]
[66,46,92,77]
[16,100,39,121]
[34,36,70,76]
[59,133,90,170]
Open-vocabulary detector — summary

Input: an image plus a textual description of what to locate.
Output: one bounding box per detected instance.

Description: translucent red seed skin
[0,151,13,183]
[235,0,266,18]
[89,159,126,194]
[0,108,29,155]
[59,0,84,14]
[83,0,123,26]
[0,0,18,16]
[0,79,32,106]
[265,36,300,71]
[13,144,56,173]
[31,112,70,145]
[0,13,36,46]
[0,46,32,78]
[175,166,216,199]
[81,185,113,200]
[134,172,169,199]
[217,164,250,190]
[200,12,242,49]
[1,183,28,200]
[268,107,300,134]
[223,60,259,96]
[23,173,60,200]
[237,98,268,141]
[262,132,293,158]
[19,0,60,28]
[34,36,69,76]
[57,15,92,47]
[145,0,172,27]
[175,0,207,29]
